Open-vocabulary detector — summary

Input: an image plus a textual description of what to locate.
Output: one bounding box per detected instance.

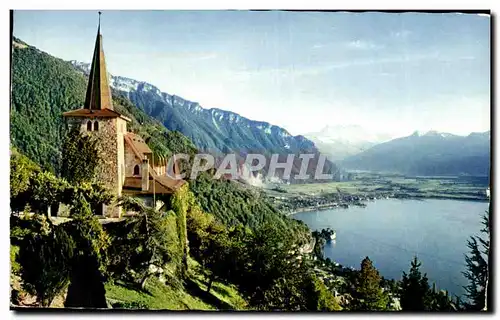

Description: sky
[13,10,490,137]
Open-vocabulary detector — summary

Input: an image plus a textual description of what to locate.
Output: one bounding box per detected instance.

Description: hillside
[341,130,490,176]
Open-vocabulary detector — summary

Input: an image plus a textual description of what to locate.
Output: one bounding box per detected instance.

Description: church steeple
[84,12,113,111]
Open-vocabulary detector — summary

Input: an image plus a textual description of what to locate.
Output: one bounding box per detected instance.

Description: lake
[293,198,489,297]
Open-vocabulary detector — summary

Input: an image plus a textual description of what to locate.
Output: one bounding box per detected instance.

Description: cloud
[391,30,412,39]
[346,40,383,50]
[192,53,218,61]
[312,43,325,49]
[233,51,442,79]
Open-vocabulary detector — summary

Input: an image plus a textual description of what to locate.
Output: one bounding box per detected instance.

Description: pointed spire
[84,11,113,111]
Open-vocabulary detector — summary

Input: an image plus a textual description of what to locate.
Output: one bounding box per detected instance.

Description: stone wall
[116,118,127,193]
[66,117,121,218]
[124,142,142,177]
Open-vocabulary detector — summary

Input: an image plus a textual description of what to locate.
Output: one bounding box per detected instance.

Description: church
[62,18,185,218]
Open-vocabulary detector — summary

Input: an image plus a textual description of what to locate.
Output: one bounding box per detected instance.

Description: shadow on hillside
[212,285,230,297]
[183,278,233,310]
[114,280,154,297]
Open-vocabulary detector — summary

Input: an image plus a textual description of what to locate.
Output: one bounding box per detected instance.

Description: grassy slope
[105,258,246,310]
[105,278,214,310]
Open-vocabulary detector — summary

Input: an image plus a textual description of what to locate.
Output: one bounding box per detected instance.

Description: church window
[87,121,92,131]
[94,121,99,131]
[134,165,140,176]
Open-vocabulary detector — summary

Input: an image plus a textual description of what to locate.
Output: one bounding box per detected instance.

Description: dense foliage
[463,211,490,310]
[17,220,75,306]
[10,148,40,198]
[349,257,390,311]
[185,203,341,311]
[11,39,87,173]
[189,172,311,244]
[400,257,431,311]
[61,127,100,184]
[107,196,182,289]
[10,150,113,216]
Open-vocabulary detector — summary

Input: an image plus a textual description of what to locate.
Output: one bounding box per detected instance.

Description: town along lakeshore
[263,172,489,215]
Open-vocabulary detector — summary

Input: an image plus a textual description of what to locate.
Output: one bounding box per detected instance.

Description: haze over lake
[293,199,489,297]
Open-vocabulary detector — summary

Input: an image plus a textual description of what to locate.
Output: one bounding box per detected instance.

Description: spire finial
[98,11,102,33]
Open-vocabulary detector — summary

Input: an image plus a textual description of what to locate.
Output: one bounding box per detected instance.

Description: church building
[62,18,185,218]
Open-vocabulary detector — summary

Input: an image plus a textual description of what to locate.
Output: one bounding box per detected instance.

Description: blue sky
[13,10,490,137]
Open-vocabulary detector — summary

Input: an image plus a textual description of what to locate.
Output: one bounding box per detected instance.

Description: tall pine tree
[462,211,489,311]
[350,257,390,311]
[400,256,431,311]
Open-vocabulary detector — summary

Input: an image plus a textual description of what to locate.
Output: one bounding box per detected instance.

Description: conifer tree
[350,257,390,311]
[463,211,489,310]
[400,256,431,311]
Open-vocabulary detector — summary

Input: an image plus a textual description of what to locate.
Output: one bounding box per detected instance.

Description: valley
[263,172,489,214]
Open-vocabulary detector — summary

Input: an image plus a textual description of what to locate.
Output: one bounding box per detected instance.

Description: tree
[17,223,75,306]
[10,149,40,199]
[427,284,457,311]
[64,197,110,308]
[350,257,390,311]
[198,222,233,293]
[30,171,70,216]
[463,211,489,310]
[11,161,112,218]
[61,126,100,184]
[109,197,175,290]
[303,274,342,311]
[400,256,431,311]
[10,150,46,214]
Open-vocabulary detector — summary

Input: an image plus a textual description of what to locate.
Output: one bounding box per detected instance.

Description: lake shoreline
[292,198,489,298]
[287,194,489,216]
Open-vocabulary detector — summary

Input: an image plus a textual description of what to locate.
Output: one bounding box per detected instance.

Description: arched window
[87,121,92,131]
[94,121,99,131]
[133,165,140,176]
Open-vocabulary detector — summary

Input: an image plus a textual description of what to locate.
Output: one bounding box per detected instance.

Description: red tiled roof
[122,175,185,195]
[63,108,130,121]
[125,133,152,156]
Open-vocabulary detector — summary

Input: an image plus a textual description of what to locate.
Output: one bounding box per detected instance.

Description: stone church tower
[62,15,185,218]
[63,17,130,217]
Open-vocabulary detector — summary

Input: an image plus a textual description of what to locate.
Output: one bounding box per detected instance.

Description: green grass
[105,258,248,311]
[105,277,214,310]
[187,258,248,310]
[10,245,20,274]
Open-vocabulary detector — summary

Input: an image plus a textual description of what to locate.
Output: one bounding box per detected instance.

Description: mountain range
[70,60,316,155]
[341,130,490,176]
[305,125,396,161]
[69,60,337,182]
